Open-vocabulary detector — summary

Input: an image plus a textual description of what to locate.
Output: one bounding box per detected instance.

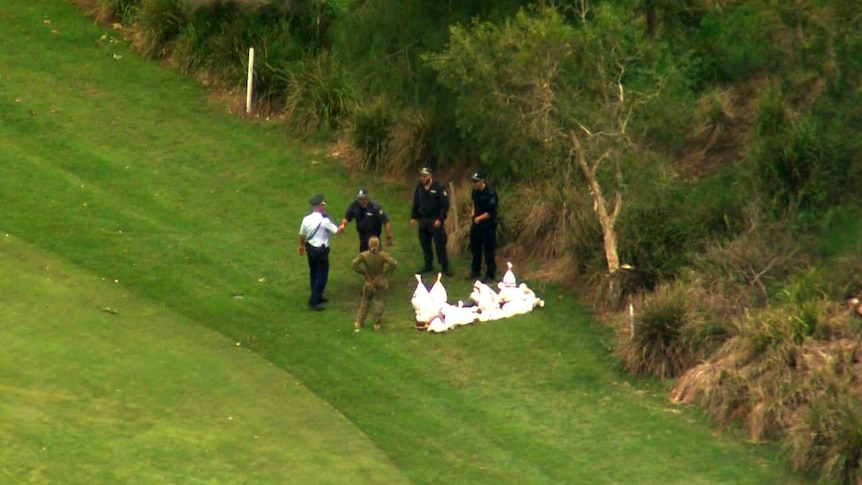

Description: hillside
[0,0,823,483]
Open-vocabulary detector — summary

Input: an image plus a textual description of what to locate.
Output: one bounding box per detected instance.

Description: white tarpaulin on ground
[412,262,545,333]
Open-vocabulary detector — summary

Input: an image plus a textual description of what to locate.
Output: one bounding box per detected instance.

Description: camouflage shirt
[352,250,397,290]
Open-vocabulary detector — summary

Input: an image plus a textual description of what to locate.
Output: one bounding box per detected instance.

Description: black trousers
[357,231,380,253]
[305,243,330,306]
[417,218,448,270]
[470,221,497,279]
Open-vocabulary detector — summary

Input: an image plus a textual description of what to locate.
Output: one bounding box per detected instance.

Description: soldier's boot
[371,301,385,332]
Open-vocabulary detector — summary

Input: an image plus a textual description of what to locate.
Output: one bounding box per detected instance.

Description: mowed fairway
[0,235,410,484]
[0,1,810,484]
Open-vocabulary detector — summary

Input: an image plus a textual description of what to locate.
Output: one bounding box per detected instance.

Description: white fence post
[246,47,255,114]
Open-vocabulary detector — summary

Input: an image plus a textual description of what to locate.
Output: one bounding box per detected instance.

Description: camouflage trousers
[355,281,387,328]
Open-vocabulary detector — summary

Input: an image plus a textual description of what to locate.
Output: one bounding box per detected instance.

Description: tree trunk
[585,172,621,275]
[645,0,657,38]
[599,209,621,274]
[570,133,622,276]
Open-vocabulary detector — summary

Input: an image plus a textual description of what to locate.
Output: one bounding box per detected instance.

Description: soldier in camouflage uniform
[352,236,398,331]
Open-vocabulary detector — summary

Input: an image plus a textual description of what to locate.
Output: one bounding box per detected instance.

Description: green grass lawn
[0,1,811,483]
[0,235,410,484]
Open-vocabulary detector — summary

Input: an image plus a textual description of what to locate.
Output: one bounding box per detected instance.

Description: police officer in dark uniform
[410,166,451,276]
[338,187,392,252]
[468,170,498,282]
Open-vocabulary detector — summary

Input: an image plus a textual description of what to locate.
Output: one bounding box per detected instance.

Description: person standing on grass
[351,236,397,331]
[298,194,341,311]
[468,170,498,282]
[410,166,451,276]
[338,187,392,253]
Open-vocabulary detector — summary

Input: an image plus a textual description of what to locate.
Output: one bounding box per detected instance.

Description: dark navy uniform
[343,200,389,252]
[469,171,498,280]
[411,171,450,274]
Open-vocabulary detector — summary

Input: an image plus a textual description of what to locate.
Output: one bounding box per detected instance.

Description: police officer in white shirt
[298,194,342,310]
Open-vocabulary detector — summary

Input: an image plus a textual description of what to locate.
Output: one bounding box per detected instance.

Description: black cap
[470,170,486,182]
[355,187,369,199]
[308,194,326,206]
[419,166,432,176]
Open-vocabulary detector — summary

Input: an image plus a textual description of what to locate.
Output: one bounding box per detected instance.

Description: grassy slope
[0,1,809,483]
[0,235,410,484]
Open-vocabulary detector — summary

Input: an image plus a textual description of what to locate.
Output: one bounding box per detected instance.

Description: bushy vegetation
[616,276,734,378]
[349,98,393,172]
[84,0,862,482]
[92,0,348,117]
[282,52,355,131]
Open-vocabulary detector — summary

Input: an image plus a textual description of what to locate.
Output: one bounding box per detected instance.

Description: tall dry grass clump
[671,299,862,482]
[616,274,735,379]
[689,216,802,305]
[134,0,184,59]
[495,181,599,284]
[786,343,862,485]
[345,105,435,176]
[283,52,356,132]
[92,0,141,24]
[348,98,392,172]
[691,87,738,156]
[385,110,435,175]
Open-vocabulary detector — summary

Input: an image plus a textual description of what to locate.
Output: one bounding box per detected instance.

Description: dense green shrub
[248,25,305,103]
[615,167,746,289]
[426,4,666,177]
[688,218,803,304]
[331,0,530,162]
[818,205,862,262]
[616,193,690,288]
[627,64,695,152]
[750,110,858,221]
[171,1,245,73]
[350,99,393,172]
[425,6,575,176]
[789,392,862,485]
[617,277,734,379]
[386,109,436,173]
[94,0,141,24]
[282,53,355,131]
[170,21,207,72]
[739,306,818,356]
[136,0,184,59]
[630,286,688,378]
[132,0,340,106]
[689,4,777,86]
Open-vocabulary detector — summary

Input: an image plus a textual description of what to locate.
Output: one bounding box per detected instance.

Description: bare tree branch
[592,149,612,173]
[610,159,623,223]
[571,0,590,25]
[569,130,621,275]
[616,63,625,104]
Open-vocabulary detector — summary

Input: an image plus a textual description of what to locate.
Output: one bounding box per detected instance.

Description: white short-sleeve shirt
[299,211,339,248]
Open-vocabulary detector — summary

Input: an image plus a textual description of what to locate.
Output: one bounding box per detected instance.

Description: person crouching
[352,236,398,331]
